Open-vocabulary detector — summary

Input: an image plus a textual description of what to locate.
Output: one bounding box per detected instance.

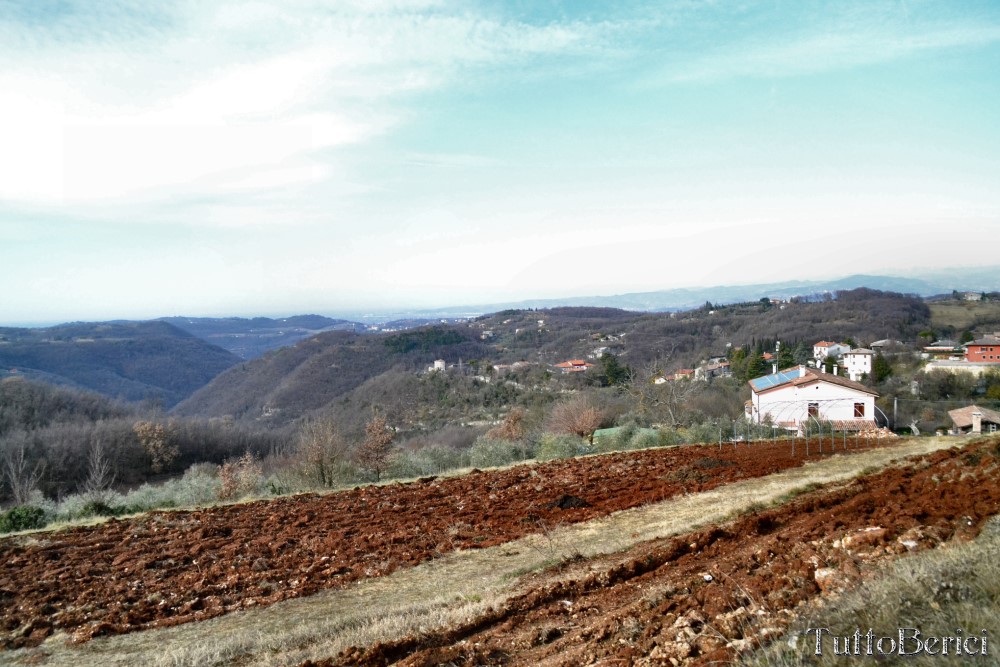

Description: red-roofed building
[554,359,594,373]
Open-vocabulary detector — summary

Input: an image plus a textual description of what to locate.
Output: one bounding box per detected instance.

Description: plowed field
[317,437,1000,667]
[1,437,888,648]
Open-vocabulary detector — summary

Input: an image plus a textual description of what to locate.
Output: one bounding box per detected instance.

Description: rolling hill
[0,321,240,407]
[160,315,368,359]
[173,289,934,429]
[172,326,493,425]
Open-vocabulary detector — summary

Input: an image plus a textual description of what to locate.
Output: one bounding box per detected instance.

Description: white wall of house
[813,343,851,361]
[843,351,873,381]
[751,380,876,429]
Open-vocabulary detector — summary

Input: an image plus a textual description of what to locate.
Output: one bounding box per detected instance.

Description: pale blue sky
[2,0,999,323]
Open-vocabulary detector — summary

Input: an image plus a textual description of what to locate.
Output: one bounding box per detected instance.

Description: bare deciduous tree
[218,452,263,500]
[82,439,116,506]
[295,415,351,488]
[355,411,395,482]
[486,408,526,442]
[546,395,604,444]
[2,441,45,506]
[133,421,179,473]
[625,358,704,426]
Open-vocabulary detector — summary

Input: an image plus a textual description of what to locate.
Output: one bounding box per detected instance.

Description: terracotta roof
[554,359,593,369]
[948,405,1000,429]
[814,341,838,347]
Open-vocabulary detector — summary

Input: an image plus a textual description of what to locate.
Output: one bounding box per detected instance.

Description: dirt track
[318,437,1000,666]
[0,437,888,648]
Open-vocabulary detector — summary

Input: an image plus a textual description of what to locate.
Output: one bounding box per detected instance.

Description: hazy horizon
[4,264,1000,329]
[3,1,999,323]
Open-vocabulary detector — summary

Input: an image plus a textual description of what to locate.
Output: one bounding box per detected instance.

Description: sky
[2,0,999,325]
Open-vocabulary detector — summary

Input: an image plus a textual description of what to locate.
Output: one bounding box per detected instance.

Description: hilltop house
[747,365,879,434]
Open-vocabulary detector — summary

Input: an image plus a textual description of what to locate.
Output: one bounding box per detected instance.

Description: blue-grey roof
[749,368,800,392]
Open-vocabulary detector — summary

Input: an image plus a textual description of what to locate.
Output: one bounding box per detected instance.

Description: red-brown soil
[316,438,1000,667]
[0,437,886,648]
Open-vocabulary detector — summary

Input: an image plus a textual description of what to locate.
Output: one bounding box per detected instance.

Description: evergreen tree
[746,353,768,380]
[599,353,632,387]
[872,353,893,383]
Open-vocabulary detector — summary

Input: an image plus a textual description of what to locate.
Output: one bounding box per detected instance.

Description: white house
[842,348,874,382]
[747,366,879,434]
[813,340,852,362]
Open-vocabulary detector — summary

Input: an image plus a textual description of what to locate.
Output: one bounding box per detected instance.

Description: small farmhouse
[747,365,879,434]
[553,359,594,373]
[948,405,1000,435]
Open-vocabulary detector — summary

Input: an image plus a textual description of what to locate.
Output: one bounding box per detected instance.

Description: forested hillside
[0,321,239,407]
[0,378,284,502]
[172,328,493,425]
[173,289,933,432]
[469,289,931,372]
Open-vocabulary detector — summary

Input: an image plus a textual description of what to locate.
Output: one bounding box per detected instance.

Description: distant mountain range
[359,268,1000,320]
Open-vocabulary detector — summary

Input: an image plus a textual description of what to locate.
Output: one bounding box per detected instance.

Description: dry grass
[9,437,961,667]
[929,300,1000,331]
[742,516,1000,666]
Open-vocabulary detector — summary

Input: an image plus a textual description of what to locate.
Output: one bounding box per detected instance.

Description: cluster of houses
[745,334,1000,436]
[437,328,1000,436]
[923,333,1000,376]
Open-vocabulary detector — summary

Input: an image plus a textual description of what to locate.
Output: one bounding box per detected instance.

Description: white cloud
[0,1,614,223]
[642,15,1000,85]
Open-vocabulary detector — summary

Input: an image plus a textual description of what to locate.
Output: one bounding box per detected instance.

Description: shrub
[684,422,723,445]
[80,501,120,518]
[389,446,463,478]
[468,438,525,469]
[629,429,664,449]
[594,424,637,453]
[535,434,590,461]
[218,452,264,500]
[0,505,48,533]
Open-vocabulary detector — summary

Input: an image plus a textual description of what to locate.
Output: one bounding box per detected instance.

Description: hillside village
[420,303,1000,439]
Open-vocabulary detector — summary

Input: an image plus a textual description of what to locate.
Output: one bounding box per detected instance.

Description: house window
[808,402,819,417]
[854,402,865,418]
